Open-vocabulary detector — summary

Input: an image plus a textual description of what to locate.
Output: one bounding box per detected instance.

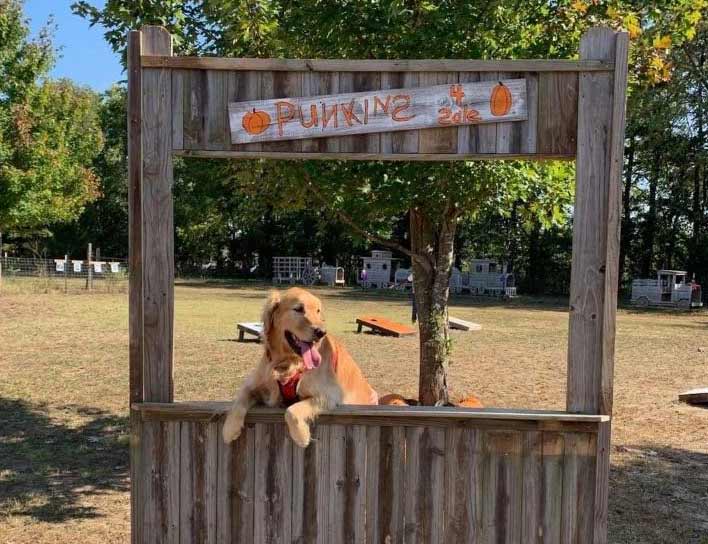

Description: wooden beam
[142,56,615,73]
[567,27,629,544]
[140,26,174,402]
[174,149,574,161]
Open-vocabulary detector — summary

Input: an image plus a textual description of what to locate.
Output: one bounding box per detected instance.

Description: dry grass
[1,282,707,543]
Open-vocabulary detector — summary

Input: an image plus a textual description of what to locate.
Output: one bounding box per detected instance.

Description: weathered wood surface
[229,78,528,144]
[140,26,174,403]
[169,67,579,157]
[567,28,629,544]
[132,417,601,543]
[143,55,615,72]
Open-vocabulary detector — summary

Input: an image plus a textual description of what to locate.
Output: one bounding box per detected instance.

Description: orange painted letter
[437,107,452,125]
[275,101,295,136]
[374,95,391,115]
[322,102,338,129]
[340,100,362,126]
[299,104,319,129]
[391,95,415,122]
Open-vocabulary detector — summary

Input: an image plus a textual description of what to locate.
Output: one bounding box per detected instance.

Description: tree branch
[681,45,708,95]
[302,174,431,271]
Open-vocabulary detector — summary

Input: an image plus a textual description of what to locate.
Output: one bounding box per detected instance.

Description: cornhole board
[449,317,482,331]
[237,322,263,342]
[356,316,416,337]
[678,387,708,405]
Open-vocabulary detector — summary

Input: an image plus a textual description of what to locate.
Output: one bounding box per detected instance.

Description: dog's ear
[261,290,281,340]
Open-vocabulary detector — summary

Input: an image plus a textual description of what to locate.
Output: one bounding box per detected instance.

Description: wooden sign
[229,78,527,144]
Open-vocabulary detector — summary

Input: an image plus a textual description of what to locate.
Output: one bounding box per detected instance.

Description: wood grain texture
[171,69,184,150]
[444,428,480,542]
[140,27,174,403]
[521,431,543,543]
[180,422,217,544]
[521,72,539,154]
[537,72,579,155]
[457,72,480,153]
[542,432,565,544]
[127,30,143,408]
[376,426,406,543]
[254,423,292,544]
[228,71,263,152]
[404,426,445,544]
[182,69,205,149]
[417,72,459,153]
[477,72,498,153]
[314,424,331,544]
[143,55,614,72]
[205,70,230,150]
[496,72,523,153]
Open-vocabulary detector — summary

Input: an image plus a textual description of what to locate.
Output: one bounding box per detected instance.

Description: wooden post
[567,27,629,544]
[87,243,93,291]
[64,255,68,294]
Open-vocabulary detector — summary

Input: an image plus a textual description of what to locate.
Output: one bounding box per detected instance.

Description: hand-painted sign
[229,79,527,144]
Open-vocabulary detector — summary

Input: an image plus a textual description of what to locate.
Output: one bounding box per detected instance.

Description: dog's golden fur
[223,288,378,447]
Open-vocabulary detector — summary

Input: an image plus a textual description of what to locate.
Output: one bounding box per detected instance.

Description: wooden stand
[128,26,628,544]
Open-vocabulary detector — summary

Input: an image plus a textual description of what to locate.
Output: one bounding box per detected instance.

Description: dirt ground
[1,282,707,543]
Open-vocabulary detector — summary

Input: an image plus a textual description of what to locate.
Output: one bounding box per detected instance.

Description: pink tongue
[298,340,321,370]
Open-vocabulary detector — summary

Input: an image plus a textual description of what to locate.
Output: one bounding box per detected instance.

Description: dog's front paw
[285,410,311,448]
[222,411,245,444]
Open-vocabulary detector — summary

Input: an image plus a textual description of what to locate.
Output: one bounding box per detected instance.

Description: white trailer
[459,259,517,298]
[320,264,345,287]
[359,250,395,288]
[631,270,703,309]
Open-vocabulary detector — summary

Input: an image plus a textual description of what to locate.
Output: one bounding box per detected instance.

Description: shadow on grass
[609,444,708,543]
[0,398,128,522]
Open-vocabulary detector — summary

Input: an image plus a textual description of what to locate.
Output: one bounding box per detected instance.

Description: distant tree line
[2,0,706,302]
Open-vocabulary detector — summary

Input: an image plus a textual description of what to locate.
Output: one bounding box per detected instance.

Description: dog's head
[262,288,327,369]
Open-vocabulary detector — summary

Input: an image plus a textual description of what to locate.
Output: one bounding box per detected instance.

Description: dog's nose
[313,327,327,340]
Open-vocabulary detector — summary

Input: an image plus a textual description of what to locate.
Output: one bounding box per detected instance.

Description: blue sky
[24,0,123,92]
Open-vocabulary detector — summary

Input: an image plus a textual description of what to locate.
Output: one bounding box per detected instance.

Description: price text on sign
[229,78,527,144]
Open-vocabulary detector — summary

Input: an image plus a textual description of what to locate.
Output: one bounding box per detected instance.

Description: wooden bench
[356,316,416,337]
[237,322,263,342]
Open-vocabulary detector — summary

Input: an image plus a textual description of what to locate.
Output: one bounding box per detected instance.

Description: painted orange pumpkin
[490,82,512,117]
[242,109,271,135]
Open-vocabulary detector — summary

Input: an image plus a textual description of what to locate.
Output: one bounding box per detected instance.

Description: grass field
[1,282,707,543]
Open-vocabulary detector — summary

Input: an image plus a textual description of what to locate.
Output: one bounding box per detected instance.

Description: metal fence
[0,256,129,294]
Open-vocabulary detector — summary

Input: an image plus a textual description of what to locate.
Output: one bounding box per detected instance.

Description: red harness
[278,348,338,406]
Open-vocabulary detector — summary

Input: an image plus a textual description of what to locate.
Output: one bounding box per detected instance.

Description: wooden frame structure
[129,26,628,543]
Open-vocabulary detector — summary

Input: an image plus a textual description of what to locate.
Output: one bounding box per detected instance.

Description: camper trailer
[631,270,703,309]
[359,250,395,288]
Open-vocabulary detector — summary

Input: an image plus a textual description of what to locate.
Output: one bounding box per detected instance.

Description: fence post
[87,243,93,291]
[64,255,69,294]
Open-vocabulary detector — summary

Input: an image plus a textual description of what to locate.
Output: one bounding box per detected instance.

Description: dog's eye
[293,305,305,313]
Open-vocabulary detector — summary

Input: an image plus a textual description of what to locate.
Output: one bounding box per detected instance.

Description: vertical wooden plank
[328,424,346,544]
[375,426,405,543]
[537,72,579,155]
[444,428,480,543]
[300,72,323,152]
[392,72,419,153]
[481,431,522,544]
[205,70,229,150]
[521,431,543,544]
[291,426,316,543]
[216,421,231,543]
[365,426,381,543]
[183,69,205,150]
[404,426,445,544]
[254,423,292,544]
[171,69,184,150]
[561,432,597,544]
[542,432,564,544]
[140,26,173,403]
[260,72,302,153]
[379,72,402,154]
[457,71,480,154]
[127,30,144,544]
[496,72,523,153]
[315,425,331,544]
[224,424,255,544]
[337,72,355,153]
[477,72,498,153]
[520,72,539,154]
[356,72,381,153]
[181,422,215,544]
[418,72,458,153]
[141,421,180,544]
[567,31,628,544]
[346,425,368,543]
[229,71,263,152]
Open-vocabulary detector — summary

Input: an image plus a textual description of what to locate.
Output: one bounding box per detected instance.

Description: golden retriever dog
[223,287,378,448]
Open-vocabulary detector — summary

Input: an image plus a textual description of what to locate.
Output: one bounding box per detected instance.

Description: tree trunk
[642,158,659,277]
[409,206,457,406]
[618,140,634,292]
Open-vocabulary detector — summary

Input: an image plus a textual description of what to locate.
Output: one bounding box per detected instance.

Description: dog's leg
[222,382,257,444]
[284,396,335,448]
